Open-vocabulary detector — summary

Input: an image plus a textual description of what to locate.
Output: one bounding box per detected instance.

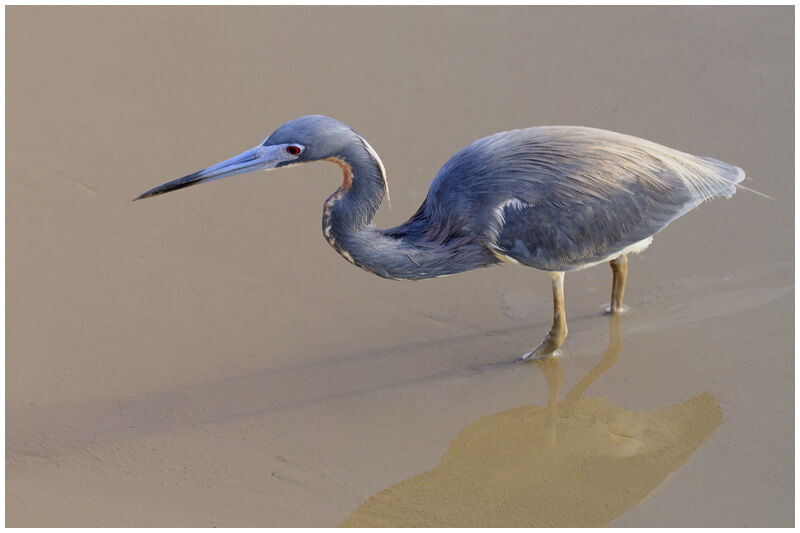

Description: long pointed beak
[134,145,285,201]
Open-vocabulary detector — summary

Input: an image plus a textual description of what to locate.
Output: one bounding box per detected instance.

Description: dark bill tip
[134,171,210,201]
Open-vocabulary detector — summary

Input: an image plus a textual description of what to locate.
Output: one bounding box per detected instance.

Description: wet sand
[6,6,794,527]
[342,317,726,527]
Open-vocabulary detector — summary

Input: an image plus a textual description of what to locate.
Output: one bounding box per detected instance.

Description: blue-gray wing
[422,126,744,271]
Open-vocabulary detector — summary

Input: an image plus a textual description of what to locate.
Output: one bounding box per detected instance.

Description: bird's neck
[322,146,387,238]
[321,144,397,276]
[321,143,496,280]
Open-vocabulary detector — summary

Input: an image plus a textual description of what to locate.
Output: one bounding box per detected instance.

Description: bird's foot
[604,303,629,315]
[521,348,561,361]
[521,332,564,361]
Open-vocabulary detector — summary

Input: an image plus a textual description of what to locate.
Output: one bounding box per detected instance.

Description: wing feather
[421,126,744,271]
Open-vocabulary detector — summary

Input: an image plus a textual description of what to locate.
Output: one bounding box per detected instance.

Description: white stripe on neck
[359,135,391,209]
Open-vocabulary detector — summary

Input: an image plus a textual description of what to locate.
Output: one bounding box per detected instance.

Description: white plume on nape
[359,135,391,209]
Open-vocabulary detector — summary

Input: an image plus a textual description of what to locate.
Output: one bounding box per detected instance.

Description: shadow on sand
[341,315,723,527]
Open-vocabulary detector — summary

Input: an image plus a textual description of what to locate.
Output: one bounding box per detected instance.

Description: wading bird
[136,115,744,359]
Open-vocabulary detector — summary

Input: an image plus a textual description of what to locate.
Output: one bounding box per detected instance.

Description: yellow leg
[522,272,567,360]
[607,254,629,314]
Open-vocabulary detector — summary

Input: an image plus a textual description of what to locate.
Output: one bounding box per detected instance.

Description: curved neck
[321,141,496,280]
[322,142,387,235]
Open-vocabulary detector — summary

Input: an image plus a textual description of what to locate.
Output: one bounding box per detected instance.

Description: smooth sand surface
[7,6,794,527]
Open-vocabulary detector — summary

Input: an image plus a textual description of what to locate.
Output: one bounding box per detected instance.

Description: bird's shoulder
[424,124,740,218]
[428,125,736,196]
[421,126,643,230]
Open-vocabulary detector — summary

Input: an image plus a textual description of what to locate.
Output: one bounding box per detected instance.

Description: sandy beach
[6,6,794,526]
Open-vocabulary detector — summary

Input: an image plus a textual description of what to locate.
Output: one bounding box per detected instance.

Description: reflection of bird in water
[340,316,723,527]
[137,116,744,358]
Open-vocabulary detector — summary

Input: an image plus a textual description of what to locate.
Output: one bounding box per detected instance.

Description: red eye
[286,145,301,156]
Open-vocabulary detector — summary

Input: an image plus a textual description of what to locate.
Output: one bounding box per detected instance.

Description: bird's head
[134,115,364,201]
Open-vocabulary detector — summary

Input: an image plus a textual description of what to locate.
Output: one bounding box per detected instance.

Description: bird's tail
[697,156,773,201]
[696,156,746,199]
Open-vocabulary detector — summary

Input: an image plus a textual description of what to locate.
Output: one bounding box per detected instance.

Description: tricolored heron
[136,115,744,359]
